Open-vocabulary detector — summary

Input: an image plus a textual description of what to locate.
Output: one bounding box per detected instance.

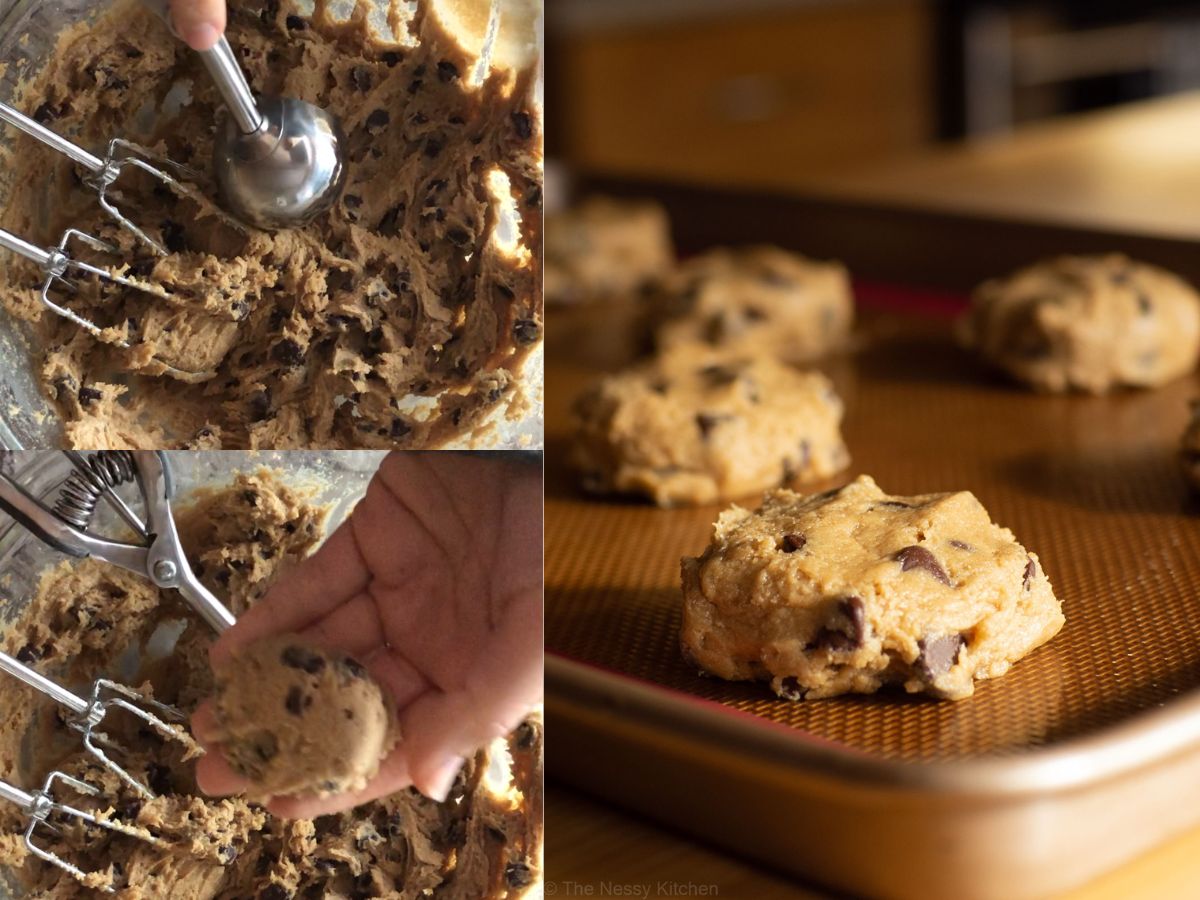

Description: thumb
[169,0,226,50]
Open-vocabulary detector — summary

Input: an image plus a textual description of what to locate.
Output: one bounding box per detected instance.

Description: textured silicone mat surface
[545,298,1200,762]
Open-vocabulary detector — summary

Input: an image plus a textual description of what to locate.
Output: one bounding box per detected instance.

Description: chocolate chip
[285,14,305,29]
[696,413,731,438]
[15,644,39,664]
[117,798,142,822]
[810,596,866,651]
[918,634,965,680]
[78,386,103,406]
[447,227,471,246]
[280,645,326,675]
[247,389,271,421]
[146,762,172,796]
[387,812,404,836]
[781,533,806,553]
[744,305,767,322]
[377,204,405,234]
[271,338,304,366]
[390,418,412,439]
[424,138,443,158]
[340,657,367,679]
[365,109,389,134]
[514,721,536,749]
[512,111,533,140]
[1023,557,1037,590]
[350,66,372,91]
[505,862,533,888]
[698,364,739,387]
[513,319,540,344]
[33,102,58,124]
[160,220,186,253]
[217,844,238,864]
[949,539,972,550]
[775,676,807,701]
[242,490,258,505]
[876,500,916,509]
[285,686,305,716]
[382,50,402,67]
[437,60,459,82]
[260,886,290,900]
[895,545,951,585]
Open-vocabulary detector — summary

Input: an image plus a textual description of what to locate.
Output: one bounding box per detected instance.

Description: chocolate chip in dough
[339,657,368,679]
[513,318,540,344]
[1023,557,1038,590]
[15,644,40,664]
[437,60,459,82]
[382,50,402,67]
[696,413,731,438]
[918,634,965,680]
[217,844,238,864]
[512,111,533,140]
[780,533,806,553]
[1137,292,1153,315]
[350,66,372,91]
[146,762,173,796]
[514,721,536,749]
[78,386,103,406]
[365,108,389,134]
[260,885,290,900]
[247,389,272,421]
[285,14,305,29]
[895,545,951,585]
[949,539,972,550]
[285,686,305,716]
[775,676,807,701]
[506,862,534,888]
[271,338,305,366]
[390,418,413,439]
[280,645,326,675]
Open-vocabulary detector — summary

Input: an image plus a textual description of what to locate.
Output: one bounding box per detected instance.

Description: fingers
[190,701,254,797]
[209,522,369,668]
[400,586,543,801]
[169,0,226,50]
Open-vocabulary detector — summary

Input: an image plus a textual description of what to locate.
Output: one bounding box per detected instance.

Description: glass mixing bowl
[0,449,383,895]
[0,0,543,450]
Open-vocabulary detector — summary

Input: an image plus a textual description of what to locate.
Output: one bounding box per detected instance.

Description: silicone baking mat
[545,288,1200,763]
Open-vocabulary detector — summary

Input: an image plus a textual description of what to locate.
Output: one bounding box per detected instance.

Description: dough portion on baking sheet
[961,254,1200,394]
[0,0,542,449]
[681,475,1064,701]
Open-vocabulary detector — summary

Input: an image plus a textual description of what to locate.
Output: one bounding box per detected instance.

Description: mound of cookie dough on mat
[212,636,398,800]
[645,245,853,364]
[680,475,1064,701]
[0,0,542,449]
[571,346,850,507]
[0,471,542,897]
[961,254,1200,394]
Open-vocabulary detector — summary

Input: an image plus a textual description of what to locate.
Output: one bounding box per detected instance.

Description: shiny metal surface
[213,94,347,230]
[198,35,262,135]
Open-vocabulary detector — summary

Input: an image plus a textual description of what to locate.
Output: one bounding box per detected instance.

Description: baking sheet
[546,290,1200,762]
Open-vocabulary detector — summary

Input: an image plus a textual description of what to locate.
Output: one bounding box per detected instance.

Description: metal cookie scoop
[144,1,346,229]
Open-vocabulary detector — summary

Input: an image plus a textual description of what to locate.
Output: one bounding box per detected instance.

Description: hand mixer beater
[0,450,236,888]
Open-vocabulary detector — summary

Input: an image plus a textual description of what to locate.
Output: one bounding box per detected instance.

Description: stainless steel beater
[0,225,167,341]
[0,770,163,892]
[0,648,193,799]
[0,100,195,256]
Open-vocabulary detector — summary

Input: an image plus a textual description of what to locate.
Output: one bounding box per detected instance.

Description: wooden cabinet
[552,1,934,186]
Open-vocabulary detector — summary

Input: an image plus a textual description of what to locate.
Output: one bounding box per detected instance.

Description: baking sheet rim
[547,652,1200,799]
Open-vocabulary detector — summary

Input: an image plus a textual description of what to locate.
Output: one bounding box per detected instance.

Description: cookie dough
[212,636,397,799]
[962,254,1200,393]
[0,471,543,897]
[680,475,1064,700]
[647,246,853,363]
[572,346,849,507]
[0,0,542,448]
[545,196,674,305]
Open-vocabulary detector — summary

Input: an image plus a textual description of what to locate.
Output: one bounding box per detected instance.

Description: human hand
[191,451,543,818]
[168,0,226,51]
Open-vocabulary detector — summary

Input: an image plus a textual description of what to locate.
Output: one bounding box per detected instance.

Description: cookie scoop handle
[140,0,264,135]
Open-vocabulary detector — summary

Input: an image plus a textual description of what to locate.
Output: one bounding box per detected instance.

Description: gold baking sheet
[545,300,1200,762]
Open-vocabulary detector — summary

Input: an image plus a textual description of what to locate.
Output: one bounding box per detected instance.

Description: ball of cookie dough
[962,254,1200,393]
[571,346,850,507]
[546,196,674,305]
[212,636,397,798]
[647,246,853,363]
[681,475,1064,701]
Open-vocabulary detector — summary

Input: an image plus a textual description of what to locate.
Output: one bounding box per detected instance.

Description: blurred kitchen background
[546,0,1200,240]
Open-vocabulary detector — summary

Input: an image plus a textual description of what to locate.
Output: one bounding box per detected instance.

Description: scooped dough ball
[962,254,1200,393]
[213,636,397,798]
